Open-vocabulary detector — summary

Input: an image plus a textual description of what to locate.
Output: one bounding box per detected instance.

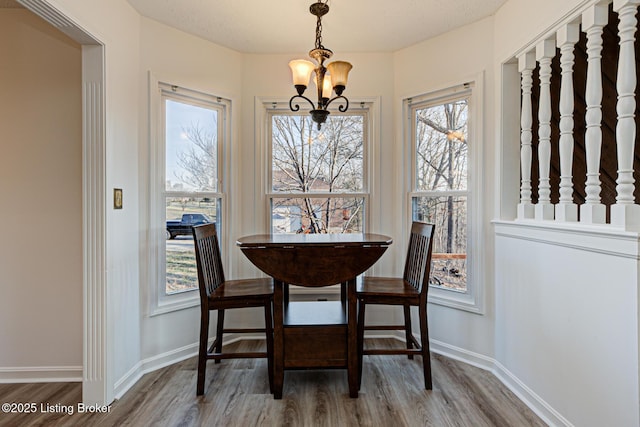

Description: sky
[165,99,217,191]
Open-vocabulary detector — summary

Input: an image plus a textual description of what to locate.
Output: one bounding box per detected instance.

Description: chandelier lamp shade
[288,1,353,130]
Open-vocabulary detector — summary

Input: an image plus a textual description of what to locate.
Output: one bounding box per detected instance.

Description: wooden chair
[192,223,274,395]
[356,221,435,390]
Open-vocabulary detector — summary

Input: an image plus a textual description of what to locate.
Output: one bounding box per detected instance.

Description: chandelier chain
[315,13,324,50]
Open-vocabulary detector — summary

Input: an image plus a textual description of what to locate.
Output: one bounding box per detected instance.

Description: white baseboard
[491,359,572,427]
[114,343,198,399]
[113,334,252,399]
[429,338,495,371]
[430,338,570,427]
[365,335,570,426]
[0,366,82,383]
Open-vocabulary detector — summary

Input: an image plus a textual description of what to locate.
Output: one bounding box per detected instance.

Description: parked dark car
[166,213,212,240]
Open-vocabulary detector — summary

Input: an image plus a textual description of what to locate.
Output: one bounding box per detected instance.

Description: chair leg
[214,309,225,364]
[197,308,210,395]
[357,300,366,390]
[264,299,274,394]
[403,305,414,360]
[419,303,432,390]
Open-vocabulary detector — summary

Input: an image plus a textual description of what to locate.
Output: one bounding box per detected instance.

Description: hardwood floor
[0,339,546,426]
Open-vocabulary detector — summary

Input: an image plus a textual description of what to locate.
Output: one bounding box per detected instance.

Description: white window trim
[260,98,377,234]
[404,74,485,314]
[147,72,231,316]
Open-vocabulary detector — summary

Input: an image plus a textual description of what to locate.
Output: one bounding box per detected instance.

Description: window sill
[149,291,200,317]
[428,286,483,314]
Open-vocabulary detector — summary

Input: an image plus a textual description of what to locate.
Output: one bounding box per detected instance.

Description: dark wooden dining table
[236,233,392,399]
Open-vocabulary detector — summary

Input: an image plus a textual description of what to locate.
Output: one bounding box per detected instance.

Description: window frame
[405,78,484,313]
[264,102,374,234]
[148,74,230,315]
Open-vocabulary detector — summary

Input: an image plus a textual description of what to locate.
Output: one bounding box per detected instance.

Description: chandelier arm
[324,95,350,113]
[289,94,316,112]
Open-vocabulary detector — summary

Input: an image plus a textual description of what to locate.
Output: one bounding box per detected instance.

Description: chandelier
[288,1,353,130]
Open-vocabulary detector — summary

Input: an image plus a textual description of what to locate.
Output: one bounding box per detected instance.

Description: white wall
[494,0,586,63]
[494,223,639,427]
[137,17,244,370]
[394,17,497,359]
[0,9,82,380]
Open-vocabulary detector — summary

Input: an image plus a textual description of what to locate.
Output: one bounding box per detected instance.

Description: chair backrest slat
[402,222,435,295]
[192,223,225,300]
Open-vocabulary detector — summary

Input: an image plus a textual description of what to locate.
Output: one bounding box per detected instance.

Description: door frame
[18,0,109,405]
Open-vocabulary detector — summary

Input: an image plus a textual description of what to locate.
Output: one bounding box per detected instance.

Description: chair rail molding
[493,220,640,259]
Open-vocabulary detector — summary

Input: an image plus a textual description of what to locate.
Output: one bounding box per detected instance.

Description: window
[149,78,229,313]
[267,108,371,234]
[407,81,483,312]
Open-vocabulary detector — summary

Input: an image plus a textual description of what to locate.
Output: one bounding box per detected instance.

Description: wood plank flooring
[0,339,546,426]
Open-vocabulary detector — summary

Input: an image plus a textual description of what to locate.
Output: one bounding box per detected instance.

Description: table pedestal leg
[273,279,284,399]
[347,277,358,398]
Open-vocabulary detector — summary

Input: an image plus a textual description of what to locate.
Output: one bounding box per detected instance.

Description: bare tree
[272,115,364,233]
[415,100,468,254]
[174,119,218,192]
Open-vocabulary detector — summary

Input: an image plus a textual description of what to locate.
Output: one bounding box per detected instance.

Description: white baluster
[612,0,640,229]
[518,51,536,220]
[555,23,580,222]
[535,38,556,220]
[580,2,608,224]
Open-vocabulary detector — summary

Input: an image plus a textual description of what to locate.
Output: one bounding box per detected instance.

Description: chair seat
[208,278,273,302]
[357,276,420,300]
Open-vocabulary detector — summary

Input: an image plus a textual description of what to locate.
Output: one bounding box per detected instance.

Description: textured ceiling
[126,0,507,54]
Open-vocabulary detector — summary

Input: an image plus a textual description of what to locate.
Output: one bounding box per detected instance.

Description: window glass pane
[415,100,468,191]
[271,115,363,193]
[413,195,467,292]
[165,197,219,294]
[165,99,218,192]
[272,197,364,234]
